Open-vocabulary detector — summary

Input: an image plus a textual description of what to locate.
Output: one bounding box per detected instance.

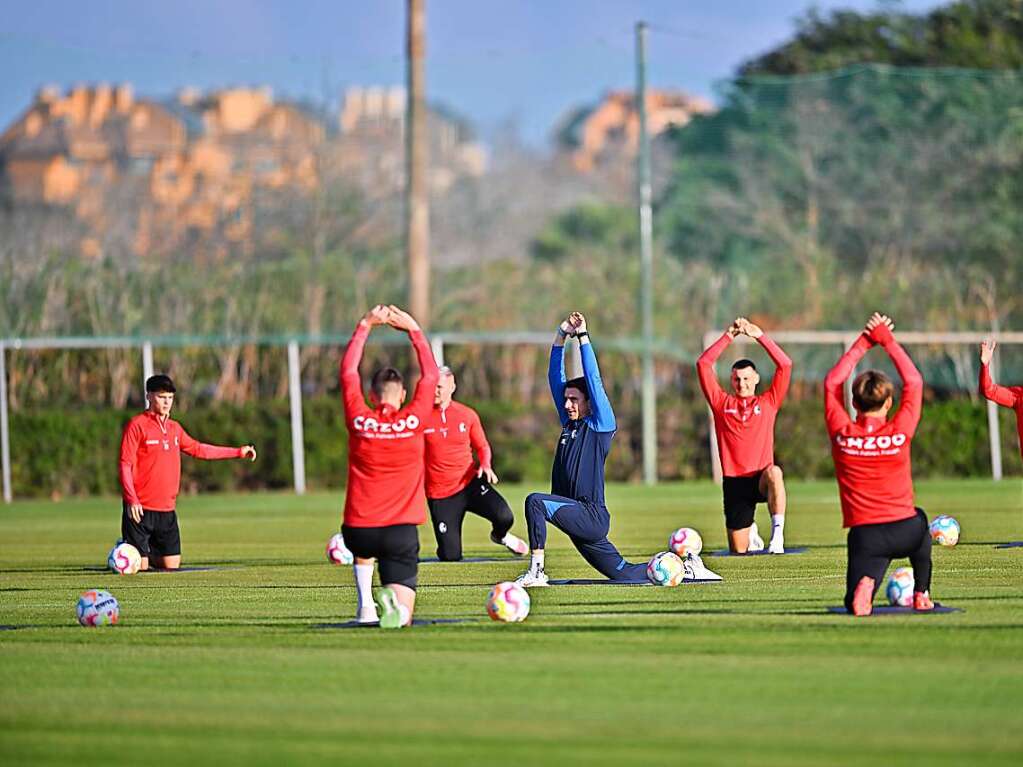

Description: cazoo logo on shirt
[353,414,421,437]
[835,432,907,455]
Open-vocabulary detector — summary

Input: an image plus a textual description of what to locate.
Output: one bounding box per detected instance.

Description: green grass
[1,479,1022,766]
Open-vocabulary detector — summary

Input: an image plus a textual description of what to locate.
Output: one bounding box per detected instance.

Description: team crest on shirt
[459,422,467,433]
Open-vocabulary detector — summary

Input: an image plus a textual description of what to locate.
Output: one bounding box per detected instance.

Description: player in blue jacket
[515,312,652,586]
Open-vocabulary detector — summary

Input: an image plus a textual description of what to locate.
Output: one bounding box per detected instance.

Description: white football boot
[356,605,380,624]
[514,564,549,588]
[768,533,785,555]
[682,552,722,582]
[495,532,529,556]
[747,522,766,552]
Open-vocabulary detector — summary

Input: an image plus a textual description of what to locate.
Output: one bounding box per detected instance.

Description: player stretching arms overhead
[825,313,934,616]
[119,375,257,571]
[697,317,792,554]
[979,340,1023,459]
[422,366,528,561]
[340,305,439,628]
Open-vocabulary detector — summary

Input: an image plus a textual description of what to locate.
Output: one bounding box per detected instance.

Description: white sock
[771,515,785,538]
[531,551,545,571]
[397,604,411,627]
[354,563,374,611]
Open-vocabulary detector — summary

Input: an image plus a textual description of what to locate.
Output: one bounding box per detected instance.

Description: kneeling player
[423,366,528,561]
[119,375,257,571]
[340,305,439,628]
[979,340,1022,460]
[697,317,792,554]
[824,313,934,615]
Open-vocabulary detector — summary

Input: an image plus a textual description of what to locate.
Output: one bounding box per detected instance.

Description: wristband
[576,331,589,339]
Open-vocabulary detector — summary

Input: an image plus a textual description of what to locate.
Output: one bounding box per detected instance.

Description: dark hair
[145,374,176,394]
[852,370,894,412]
[371,367,404,398]
[564,376,589,400]
[731,359,757,372]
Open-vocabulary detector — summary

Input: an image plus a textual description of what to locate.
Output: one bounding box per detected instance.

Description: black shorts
[121,503,181,558]
[427,478,514,561]
[341,523,419,590]
[722,471,768,530]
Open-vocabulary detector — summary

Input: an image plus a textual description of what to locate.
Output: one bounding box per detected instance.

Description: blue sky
[0,0,945,145]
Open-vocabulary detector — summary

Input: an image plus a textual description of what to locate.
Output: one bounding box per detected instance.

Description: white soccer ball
[107,542,142,575]
[486,581,531,623]
[76,589,120,627]
[326,533,354,565]
[929,515,960,547]
[668,527,703,557]
[886,566,915,607]
[647,551,686,587]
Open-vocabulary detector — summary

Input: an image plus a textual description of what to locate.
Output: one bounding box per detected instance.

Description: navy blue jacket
[548,341,616,508]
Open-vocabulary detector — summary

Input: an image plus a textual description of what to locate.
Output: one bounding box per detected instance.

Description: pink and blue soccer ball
[886,566,915,607]
[487,581,530,622]
[647,551,686,587]
[326,533,354,565]
[668,527,703,558]
[107,542,142,575]
[929,515,960,547]
[76,590,120,627]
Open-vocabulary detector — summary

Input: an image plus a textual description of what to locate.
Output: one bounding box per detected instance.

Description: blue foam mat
[140,566,235,573]
[418,556,517,564]
[707,547,807,557]
[995,542,1023,549]
[826,604,962,615]
[314,618,474,629]
[548,577,721,586]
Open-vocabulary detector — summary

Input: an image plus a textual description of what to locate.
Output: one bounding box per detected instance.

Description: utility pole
[406,0,430,325]
[636,21,657,485]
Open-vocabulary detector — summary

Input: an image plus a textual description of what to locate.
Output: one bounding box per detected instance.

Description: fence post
[0,342,10,504]
[987,399,1003,481]
[287,340,306,495]
[142,340,154,394]
[431,335,445,367]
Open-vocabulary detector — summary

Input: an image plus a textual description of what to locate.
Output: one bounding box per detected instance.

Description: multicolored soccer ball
[326,533,354,565]
[107,542,142,575]
[76,590,120,627]
[486,581,530,623]
[886,566,915,607]
[929,515,960,547]
[668,527,703,557]
[647,551,686,587]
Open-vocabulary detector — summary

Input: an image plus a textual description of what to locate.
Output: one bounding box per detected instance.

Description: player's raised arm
[548,317,574,426]
[979,341,1020,408]
[386,305,440,415]
[869,314,922,434]
[824,326,874,434]
[340,305,389,418]
[696,321,739,410]
[744,320,793,406]
[571,312,615,432]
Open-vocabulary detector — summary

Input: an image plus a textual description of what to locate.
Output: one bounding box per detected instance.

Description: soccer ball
[886,566,915,607]
[668,527,703,557]
[76,590,120,627]
[326,533,354,565]
[930,515,960,547]
[107,542,142,575]
[647,551,686,587]
[486,581,530,623]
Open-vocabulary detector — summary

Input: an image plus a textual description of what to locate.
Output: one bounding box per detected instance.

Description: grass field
[1,479,1022,766]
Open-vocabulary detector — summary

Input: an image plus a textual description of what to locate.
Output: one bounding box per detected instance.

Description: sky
[0,0,946,146]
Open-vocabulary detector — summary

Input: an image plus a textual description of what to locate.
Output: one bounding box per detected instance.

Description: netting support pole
[0,342,10,504]
[703,332,723,484]
[142,341,154,395]
[431,335,445,368]
[987,399,1003,481]
[287,340,306,496]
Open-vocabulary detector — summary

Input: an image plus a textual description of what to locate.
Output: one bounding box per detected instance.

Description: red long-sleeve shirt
[980,363,1023,458]
[824,325,923,528]
[119,412,243,511]
[697,332,792,477]
[422,401,493,499]
[341,322,439,527]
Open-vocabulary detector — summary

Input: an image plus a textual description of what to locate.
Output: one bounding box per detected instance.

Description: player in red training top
[422,366,528,561]
[340,304,439,629]
[119,375,256,571]
[979,340,1023,459]
[825,313,934,616]
[697,317,792,554]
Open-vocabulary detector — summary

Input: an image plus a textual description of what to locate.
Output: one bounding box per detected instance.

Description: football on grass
[647,551,686,586]
[886,566,915,606]
[326,533,354,565]
[486,581,530,622]
[668,527,703,557]
[76,590,120,627]
[929,515,960,547]
[107,542,141,575]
